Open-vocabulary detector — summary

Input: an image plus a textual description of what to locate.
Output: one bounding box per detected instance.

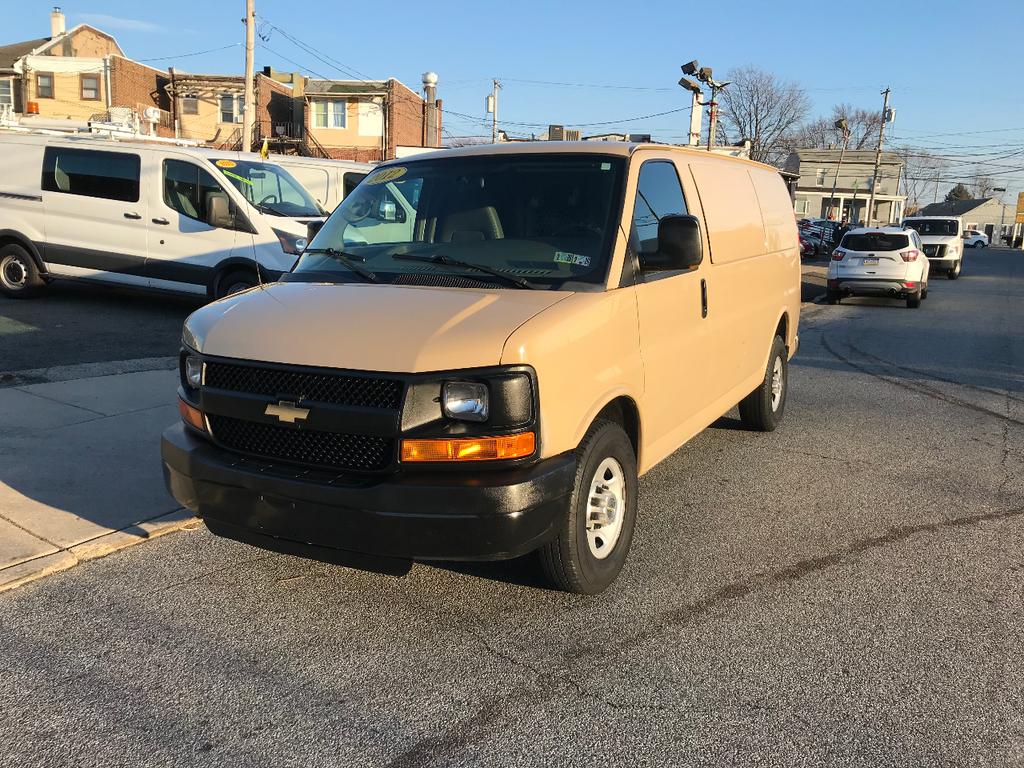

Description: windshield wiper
[303,248,380,284]
[391,253,534,289]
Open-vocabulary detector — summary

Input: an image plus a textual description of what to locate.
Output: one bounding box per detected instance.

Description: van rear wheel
[738,335,788,432]
[0,244,45,299]
[538,419,638,595]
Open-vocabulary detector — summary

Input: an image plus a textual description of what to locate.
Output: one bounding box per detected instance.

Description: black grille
[204,362,402,410]
[923,244,946,259]
[208,414,393,472]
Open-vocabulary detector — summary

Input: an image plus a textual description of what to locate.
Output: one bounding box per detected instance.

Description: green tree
[945,183,972,202]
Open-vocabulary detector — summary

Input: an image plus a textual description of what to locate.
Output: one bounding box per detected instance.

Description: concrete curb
[0,356,178,389]
[0,509,198,593]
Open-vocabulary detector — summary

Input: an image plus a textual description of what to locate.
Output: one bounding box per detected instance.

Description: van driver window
[632,161,687,258]
[163,159,230,226]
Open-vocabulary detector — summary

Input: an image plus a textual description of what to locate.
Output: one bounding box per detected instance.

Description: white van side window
[41,146,140,203]
[163,159,234,228]
[631,161,687,261]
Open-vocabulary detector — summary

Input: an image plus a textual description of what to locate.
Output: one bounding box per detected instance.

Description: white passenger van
[268,155,374,213]
[0,134,313,300]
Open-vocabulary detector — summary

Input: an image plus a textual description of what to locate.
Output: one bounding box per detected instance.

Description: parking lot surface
[0,250,1022,766]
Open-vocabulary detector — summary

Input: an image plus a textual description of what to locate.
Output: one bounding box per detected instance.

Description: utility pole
[706,83,721,151]
[242,0,256,153]
[866,87,891,226]
[825,118,850,221]
[488,79,501,143]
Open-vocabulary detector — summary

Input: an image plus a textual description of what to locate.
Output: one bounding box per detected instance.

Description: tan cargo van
[161,142,800,594]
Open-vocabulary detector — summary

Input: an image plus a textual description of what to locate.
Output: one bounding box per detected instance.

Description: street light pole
[994,186,1007,245]
[825,118,850,222]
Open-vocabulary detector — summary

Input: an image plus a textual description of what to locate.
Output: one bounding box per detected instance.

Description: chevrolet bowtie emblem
[265,400,310,424]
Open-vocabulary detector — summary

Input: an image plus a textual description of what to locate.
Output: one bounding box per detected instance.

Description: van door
[629,158,716,461]
[147,157,240,294]
[40,145,150,289]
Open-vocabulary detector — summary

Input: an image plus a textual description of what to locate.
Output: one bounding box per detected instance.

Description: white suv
[963,229,989,248]
[827,227,930,308]
[902,216,964,280]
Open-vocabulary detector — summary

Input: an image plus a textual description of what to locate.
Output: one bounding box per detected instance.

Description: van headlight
[184,355,203,388]
[443,381,489,422]
[273,228,308,255]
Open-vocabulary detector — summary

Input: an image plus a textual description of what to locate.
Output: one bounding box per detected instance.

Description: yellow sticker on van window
[215,159,237,168]
[366,166,407,185]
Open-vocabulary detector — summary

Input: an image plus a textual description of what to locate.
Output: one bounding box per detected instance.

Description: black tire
[947,258,961,280]
[215,268,258,299]
[826,289,841,305]
[921,285,928,299]
[538,419,638,595]
[906,291,921,309]
[973,241,984,248]
[0,243,45,299]
[738,335,788,432]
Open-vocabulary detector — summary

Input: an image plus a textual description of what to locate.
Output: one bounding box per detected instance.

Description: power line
[138,43,242,63]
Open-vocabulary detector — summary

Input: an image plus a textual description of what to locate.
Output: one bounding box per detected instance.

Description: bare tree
[972,169,996,198]
[716,66,810,165]
[896,147,948,212]
[793,104,884,150]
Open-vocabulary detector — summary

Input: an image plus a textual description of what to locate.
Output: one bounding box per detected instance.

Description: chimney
[50,6,65,38]
[421,72,438,148]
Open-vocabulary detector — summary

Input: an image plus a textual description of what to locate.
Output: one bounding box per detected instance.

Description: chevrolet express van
[0,134,313,300]
[161,142,800,594]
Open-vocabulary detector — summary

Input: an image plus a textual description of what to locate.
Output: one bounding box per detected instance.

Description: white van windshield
[209,159,324,218]
[289,153,626,289]
[904,219,958,236]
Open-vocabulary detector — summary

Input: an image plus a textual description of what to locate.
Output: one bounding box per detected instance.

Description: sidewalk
[0,367,195,591]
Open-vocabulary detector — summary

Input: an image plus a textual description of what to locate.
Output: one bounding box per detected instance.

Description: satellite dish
[143,106,160,123]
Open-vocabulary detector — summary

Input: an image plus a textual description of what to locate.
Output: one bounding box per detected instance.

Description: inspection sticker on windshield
[215,159,237,168]
[554,251,591,267]
[366,166,407,185]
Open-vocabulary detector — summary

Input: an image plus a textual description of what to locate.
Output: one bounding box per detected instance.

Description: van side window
[163,159,231,227]
[631,161,687,260]
[343,172,367,198]
[42,147,140,203]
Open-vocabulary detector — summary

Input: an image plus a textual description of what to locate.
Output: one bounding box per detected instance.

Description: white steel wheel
[770,356,784,412]
[585,457,626,560]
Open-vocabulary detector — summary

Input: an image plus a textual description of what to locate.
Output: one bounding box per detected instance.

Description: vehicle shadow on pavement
[430,553,551,590]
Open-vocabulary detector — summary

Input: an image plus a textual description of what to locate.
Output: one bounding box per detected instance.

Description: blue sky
[9,0,1023,200]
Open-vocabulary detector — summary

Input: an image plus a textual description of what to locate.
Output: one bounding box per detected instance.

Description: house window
[795,199,809,215]
[219,93,243,123]
[80,74,100,101]
[311,99,346,129]
[815,168,826,186]
[36,72,54,99]
[0,78,13,107]
[182,93,199,115]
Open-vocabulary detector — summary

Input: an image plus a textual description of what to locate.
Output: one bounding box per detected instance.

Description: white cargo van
[267,155,374,213]
[0,134,312,299]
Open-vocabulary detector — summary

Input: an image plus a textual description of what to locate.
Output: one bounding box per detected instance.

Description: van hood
[184,281,570,373]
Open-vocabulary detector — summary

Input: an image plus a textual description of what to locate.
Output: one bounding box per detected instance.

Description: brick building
[165,72,292,148]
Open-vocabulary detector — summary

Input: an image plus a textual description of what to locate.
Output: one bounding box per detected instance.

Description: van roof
[376,141,780,173]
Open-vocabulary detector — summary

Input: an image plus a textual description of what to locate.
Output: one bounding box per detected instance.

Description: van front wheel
[539,420,638,595]
[0,244,45,299]
[738,335,788,432]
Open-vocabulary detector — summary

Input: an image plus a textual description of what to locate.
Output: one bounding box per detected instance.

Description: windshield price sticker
[554,251,591,267]
[366,166,408,185]
[215,159,237,168]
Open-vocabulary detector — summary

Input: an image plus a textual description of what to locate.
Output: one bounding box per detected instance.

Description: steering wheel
[345,196,374,222]
[258,194,279,206]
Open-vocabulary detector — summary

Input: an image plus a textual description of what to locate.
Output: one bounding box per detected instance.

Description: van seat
[440,207,503,242]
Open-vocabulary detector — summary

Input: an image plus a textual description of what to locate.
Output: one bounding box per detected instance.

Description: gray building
[784,149,906,226]
[916,198,1021,245]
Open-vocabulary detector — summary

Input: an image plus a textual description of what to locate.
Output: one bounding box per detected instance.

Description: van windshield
[287,153,626,289]
[903,219,958,236]
[841,233,909,251]
[209,159,324,218]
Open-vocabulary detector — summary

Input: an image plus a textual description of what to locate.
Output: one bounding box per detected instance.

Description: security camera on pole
[679,60,729,151]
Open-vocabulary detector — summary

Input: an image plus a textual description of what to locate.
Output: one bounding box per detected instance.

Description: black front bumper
[161,423,575,564]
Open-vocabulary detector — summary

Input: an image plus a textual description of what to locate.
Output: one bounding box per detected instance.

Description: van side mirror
[656,215,703,269]
[206,193,233,229]
[307,220,325,241]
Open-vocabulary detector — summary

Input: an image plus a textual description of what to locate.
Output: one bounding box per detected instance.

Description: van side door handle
[123,212,141,220]
[152,218,169,225]
[700,279,708,318]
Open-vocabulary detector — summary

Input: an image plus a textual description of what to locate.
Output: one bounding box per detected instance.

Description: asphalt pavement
[1,249,1022,767]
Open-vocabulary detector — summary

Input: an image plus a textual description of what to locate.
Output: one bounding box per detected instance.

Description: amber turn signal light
[401,432,536,462]
[178,397,206,432]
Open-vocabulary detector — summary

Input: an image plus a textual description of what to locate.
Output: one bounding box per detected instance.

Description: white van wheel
[0,244,44,299]
[539,419,638,594]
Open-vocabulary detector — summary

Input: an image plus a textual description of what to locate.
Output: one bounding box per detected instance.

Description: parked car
[269,155,374,213]
[902,215,964,279]
[161,142,801,594]
[0,134,312,300]
[827,226,930,308]
[962,229,988,248]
